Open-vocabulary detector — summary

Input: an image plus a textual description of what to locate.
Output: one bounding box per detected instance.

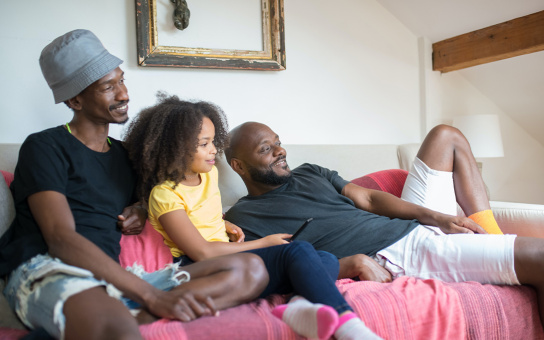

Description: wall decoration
[135,0,286,70]
[171,0,190,30]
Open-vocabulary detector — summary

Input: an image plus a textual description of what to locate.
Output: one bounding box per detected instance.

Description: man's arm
[28,190,216,320]
[342,183,486,234]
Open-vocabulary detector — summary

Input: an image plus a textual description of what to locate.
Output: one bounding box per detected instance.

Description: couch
[1,142,544,339]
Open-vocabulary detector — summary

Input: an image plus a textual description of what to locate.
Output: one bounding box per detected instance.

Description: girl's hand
[262,233,291,246]
[225,221,245,243]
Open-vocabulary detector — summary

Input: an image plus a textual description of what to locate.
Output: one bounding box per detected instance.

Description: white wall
[422,40,544,204]
[1,0,542,204]
[0,0,420,145]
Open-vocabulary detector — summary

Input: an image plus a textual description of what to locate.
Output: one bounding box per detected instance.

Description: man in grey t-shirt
[224,121,544,329]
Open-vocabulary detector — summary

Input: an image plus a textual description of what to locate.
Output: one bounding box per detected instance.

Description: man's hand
[146,288,218,322]
[433,215,487,235]
[338,254,392,283]
[225,220,245,243]
[117,203,147,235]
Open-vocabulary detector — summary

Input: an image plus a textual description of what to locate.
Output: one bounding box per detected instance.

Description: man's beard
[248,164,291,186]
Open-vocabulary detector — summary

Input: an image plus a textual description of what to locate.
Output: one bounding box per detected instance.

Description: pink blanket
[135,275,543,340]
[118,222,544,340]
[1,167,543,339]
[1,221,542,339]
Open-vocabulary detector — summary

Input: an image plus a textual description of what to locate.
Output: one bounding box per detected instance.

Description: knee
[66,306,141,340]
[428,124,462,141]
[427,124,470,149]
[246,253,269,287]
[233,253,269,299]
[317,250,341,279]
[317,250,339,266]
[284,241,324,263]
[287,240,314,252]
[64,287,142,340]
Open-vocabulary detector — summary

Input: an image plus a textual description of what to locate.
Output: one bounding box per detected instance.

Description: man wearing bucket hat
[0,29,268,339]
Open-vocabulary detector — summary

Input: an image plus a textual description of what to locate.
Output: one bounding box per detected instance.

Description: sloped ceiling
[377,0,544,146]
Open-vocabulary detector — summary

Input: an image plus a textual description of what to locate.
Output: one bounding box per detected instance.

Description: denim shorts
[3,254,189,339]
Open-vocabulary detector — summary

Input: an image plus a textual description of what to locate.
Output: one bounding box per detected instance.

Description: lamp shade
[452,115,504,158]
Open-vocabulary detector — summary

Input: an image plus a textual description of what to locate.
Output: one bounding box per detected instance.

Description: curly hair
[123,93,229,204]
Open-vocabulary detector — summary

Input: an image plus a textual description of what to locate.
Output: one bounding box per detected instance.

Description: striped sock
[272,297,338,340]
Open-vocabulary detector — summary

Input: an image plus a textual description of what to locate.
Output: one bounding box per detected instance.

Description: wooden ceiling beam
[433,10,544,73]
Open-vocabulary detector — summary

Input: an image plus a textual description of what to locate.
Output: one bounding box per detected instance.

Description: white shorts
[375,157,519,285]
[400,157,458,216]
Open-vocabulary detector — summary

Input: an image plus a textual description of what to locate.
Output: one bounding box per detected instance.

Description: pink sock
[337,312,358,328]
[335,312,383,340]
[272,297,338,340]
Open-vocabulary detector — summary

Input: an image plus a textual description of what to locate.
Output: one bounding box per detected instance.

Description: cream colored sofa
[215,143,544,238]
[2,142,544,334]
[2,142,544,237]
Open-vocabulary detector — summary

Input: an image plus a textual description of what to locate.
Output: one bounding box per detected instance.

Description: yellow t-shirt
[148,166,229,257]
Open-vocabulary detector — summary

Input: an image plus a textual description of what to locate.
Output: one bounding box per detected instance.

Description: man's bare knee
[232,253,268,301]
[64,286,142,340]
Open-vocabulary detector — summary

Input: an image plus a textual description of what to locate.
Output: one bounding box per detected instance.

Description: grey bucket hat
[39,29,123,104]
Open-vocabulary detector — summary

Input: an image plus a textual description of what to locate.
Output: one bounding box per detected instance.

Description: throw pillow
[1,171,14,188]
[351,169,409,198]
[119,220,173,272]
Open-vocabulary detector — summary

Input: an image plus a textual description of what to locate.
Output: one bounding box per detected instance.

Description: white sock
[334,313,383,340]
[272,296,338,340]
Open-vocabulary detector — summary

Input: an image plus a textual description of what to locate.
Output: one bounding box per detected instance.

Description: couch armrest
[490,201,544,238]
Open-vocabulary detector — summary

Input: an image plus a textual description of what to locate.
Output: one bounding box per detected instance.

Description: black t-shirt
[0,126,136,276]
[225,163,419,258]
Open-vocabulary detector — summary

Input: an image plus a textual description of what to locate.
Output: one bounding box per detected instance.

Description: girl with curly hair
[124,94,380,340]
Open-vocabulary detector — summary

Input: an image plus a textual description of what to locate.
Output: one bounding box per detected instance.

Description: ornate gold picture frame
[135,0,286,70]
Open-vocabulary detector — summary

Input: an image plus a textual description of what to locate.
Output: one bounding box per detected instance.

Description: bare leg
[64,286,142,340]
[177,252,268,309]
[137,253,268,324]
[514,237,544,327]
[417,124,489,216]
[338,254,392,283]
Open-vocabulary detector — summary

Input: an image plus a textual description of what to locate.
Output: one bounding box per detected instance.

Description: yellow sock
[468,209,503,235]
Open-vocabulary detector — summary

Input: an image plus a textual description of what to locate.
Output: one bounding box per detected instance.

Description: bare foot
[338,254,392,282]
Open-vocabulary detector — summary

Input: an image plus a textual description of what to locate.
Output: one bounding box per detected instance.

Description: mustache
[109,100,129,111]
[271,155,286,166]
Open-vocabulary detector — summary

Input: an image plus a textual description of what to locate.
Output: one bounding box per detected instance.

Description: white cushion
[0,176,15,238]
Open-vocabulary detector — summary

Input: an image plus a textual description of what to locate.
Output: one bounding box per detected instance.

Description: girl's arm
[159,210,291,261]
